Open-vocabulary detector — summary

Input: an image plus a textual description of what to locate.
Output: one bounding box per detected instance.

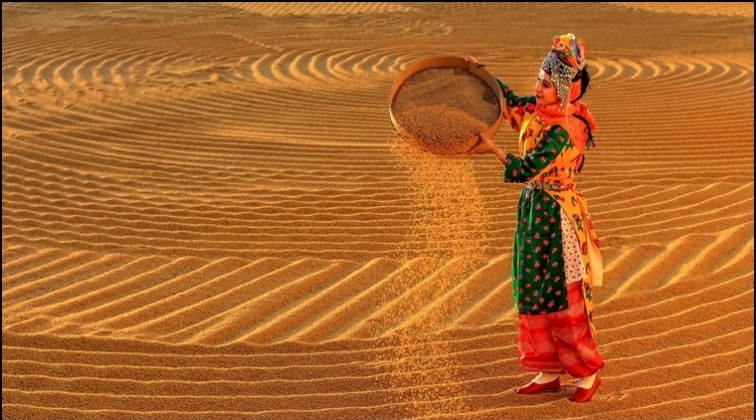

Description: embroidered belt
[524,181,574,192]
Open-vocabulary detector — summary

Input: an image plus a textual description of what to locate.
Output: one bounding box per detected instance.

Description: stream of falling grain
[377,132,494,417]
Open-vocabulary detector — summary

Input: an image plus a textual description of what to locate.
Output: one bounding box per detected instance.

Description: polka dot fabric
[561,208,587,284]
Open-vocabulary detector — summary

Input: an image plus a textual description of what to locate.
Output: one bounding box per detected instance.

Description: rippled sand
[3,2,753,419]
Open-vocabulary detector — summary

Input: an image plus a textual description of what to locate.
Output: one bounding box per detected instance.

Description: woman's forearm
[492,147,507,165]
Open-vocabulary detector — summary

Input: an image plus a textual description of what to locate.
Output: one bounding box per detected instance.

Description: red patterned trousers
[517,281,604,378]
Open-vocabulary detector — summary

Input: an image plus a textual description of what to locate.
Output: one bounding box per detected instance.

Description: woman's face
[535,70,559,106]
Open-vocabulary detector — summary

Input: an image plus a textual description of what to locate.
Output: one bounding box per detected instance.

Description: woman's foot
[533,372,560,384]
[576,373,597,389]
[515,373,561,395]
[570,374,601,403]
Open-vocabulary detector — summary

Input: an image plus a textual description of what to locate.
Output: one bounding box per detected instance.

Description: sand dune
[2,2,753,419]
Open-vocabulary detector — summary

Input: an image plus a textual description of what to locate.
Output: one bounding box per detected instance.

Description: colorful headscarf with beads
[541,33,587,109]
[537,33,596,155]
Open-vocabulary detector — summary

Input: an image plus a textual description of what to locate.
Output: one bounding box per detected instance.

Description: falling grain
[374,133,494,417]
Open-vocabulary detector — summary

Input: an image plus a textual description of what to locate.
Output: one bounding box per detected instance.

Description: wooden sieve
[389,56,504,156]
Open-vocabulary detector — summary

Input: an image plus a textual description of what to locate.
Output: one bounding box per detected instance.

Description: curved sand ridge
[608,2,755,17]
[220,2,421,16]
[2,2,753,419]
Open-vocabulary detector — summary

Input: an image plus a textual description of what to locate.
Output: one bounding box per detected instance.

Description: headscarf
[535,33,597,154]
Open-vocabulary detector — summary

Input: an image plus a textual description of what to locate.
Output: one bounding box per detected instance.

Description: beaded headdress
[541,33,587,109]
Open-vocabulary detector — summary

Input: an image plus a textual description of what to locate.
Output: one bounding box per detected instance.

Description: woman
[466,33,604,403]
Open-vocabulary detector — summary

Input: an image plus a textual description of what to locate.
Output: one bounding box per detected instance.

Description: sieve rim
[388,56,504,155]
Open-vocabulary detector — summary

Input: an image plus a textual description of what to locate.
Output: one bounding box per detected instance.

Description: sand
[2,2,753,419]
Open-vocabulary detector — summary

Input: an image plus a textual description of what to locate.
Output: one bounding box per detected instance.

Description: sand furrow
[601,307,754,358]
[390,257,506,333]
[76,258,253,331]
[2,253,133,308]
[1,329,514,366]
[291,258,443,342]
[37,257,205,323]
[607,329,754,377]
[1,347,517,396]
[190,260,361,345]
[127,258,334,341]
[2,201,429,227]
[2,374,399,398]
[606,232,749,293]
[2,217,414,243]
[599,264,753,325]
[111,258,295,337]
[2,358,382,383]
[0,235,456,260]
[435,254,511,327]
[3,255,169,319]
[221,2,419,16]
[2,388,415,414]
[1,248,68,283]
[0,249,105,295]
[3,192,421,214]
[348,258,485,338]
[601,270,754,327]
[0,244,38,266]
[688,403,755,419]
[3,348,516,385]
[240,258,400,343]
[608,2,754,17]
[573,367,753,419]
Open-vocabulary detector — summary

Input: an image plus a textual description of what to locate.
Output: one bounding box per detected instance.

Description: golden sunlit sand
[2,2,753,419]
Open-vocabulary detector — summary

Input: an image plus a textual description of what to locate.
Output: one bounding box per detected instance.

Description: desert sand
[2,2,754,419]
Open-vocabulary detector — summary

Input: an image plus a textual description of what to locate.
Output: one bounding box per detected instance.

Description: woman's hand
[467,131,496,155]
[468,131,507,164]
[464,55,484,68]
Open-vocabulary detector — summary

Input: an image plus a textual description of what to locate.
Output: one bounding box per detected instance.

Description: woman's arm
[498,79,537,132]
[465,55,537,132]
[469,124,570,185]
[467,131,508,164]
[502,125,569,183]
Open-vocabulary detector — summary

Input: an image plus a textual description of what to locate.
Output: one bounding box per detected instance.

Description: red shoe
[515,377,561,395]
[570,376,601,403]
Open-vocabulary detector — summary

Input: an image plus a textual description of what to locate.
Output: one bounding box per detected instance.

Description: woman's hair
[572,65,591,101]
[571,65,595,155]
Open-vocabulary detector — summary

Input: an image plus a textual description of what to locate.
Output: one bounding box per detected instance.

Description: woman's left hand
[468,131,507,164]
[467,131,495,155]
